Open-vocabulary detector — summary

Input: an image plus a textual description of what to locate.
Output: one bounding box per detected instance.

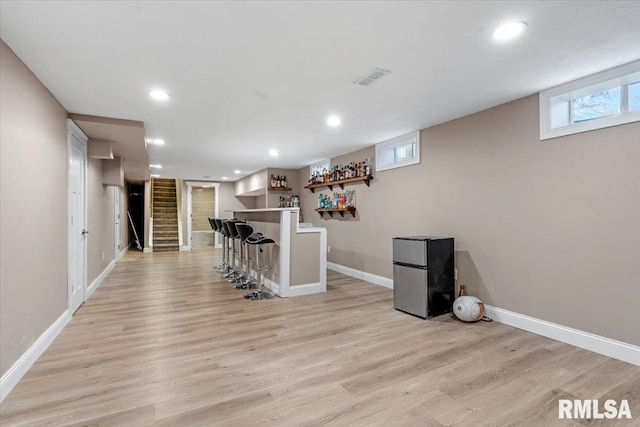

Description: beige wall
[87,158,115,283]
[0,40,132,379]
[219,182,255,218]
[235,169,267,196]
[0,41,69,376]
[86,160,129,283]
[300,95,640,346]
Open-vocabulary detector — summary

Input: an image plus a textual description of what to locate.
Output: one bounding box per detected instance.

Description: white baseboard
[289,282,326,297]
[0,310,71,402]
[262,277,281,296]
[86,259,116,300]
[117,242,131,261]
[143,247,153,253]
[180,246,191,251]
[484,305,640,367]
[327,262,393,289]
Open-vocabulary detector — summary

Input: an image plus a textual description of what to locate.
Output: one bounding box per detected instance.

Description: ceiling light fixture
[326,115,342,127]
[493,22,528,41]
[149,90,171,101]
[269,149,279,157]
[234,170,241,174]
[149,164,162,168]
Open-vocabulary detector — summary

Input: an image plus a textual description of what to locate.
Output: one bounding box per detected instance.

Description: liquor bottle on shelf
[283,176,288,188]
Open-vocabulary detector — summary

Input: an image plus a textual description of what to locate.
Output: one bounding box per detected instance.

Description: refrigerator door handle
[393,261,428,269]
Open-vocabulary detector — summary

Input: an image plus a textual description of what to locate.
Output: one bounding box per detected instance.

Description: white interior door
[114,189,120,260]
[68,121,87,314]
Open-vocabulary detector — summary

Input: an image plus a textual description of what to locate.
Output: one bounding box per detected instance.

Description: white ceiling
[2,1,640,182]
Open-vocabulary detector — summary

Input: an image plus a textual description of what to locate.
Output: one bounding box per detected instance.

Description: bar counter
[231,208,327,297]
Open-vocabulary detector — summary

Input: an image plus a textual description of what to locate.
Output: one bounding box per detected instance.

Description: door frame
[114,188,120,261]
[67,119,88,312]
[185,181,220,250]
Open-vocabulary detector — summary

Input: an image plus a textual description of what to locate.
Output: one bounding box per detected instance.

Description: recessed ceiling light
[152,139,165,145]
[234,170,241,174]
[149,164,162,169]
[222,176,228,180]
[493,22,527,41]
[326,115,342,127]
[269,149,279,157]
[151,174,161,178]
[149,90,171,101]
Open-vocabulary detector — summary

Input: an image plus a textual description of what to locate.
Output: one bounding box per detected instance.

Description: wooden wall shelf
[305,175,373,193]
[269,187,292,191]
[316,207,356,218]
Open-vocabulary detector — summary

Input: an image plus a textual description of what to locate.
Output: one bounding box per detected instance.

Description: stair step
[154,239,179,245]
[153,234,179,240]
[153,224,178,234]
[154,202,177,208]
[153,241,179,246]
[153,246,179,252]
[154,216,178,221]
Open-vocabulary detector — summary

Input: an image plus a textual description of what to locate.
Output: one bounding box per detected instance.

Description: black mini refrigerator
[392,236,454,319]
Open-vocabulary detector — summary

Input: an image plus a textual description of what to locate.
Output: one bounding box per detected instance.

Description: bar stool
[226,219,245,282]
[213,218,225,270]
[220,220,234,277]
[234,223,255,289]
[208,218,223,270]
[244,234,276,300]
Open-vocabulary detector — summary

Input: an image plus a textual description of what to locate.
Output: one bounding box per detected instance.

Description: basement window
[375,131,420,172]
[539,60,640,140]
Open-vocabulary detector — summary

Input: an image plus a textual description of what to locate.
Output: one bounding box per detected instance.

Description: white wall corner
[484,305,640,367]
[0,310,71,402]
[327,262,393,289]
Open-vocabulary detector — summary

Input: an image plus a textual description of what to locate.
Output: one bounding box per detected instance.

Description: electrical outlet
[327,246,331,253]
[454,268,458,280]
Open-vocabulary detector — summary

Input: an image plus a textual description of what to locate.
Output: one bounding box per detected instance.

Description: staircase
[152,178,179,252]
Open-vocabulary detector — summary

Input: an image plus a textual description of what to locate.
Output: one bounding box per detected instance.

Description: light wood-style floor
[1,249,639,426]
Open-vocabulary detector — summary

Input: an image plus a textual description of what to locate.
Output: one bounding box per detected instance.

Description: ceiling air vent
[354,68,391,86]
